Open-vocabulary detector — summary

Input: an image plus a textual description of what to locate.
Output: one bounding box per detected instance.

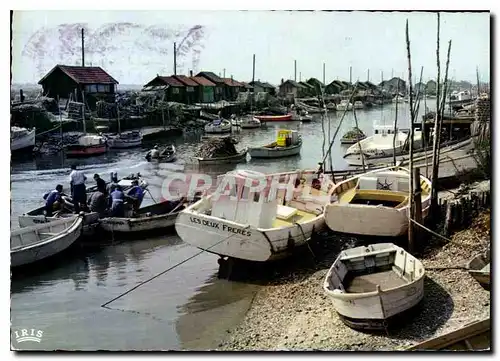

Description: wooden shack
[143,75,186,103]
[196,72,225,102]
[191,76,216,103]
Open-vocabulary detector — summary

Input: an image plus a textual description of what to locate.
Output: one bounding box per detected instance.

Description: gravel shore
[218,209,491,351]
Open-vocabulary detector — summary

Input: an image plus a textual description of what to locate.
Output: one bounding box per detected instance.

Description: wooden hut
[196,72,225,102]
[191,76,216,103]
[142,75,186,103]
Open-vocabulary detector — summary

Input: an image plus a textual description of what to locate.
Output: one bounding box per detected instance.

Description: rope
[101,224,251,308]
[409,218,478,248]
[294,222,316,259]
[35,123,63,137]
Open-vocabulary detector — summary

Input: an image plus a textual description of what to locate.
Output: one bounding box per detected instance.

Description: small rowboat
[98,199,188,235]
[105,130,143,149]
[205,119,232,134]
[254,114,292,122]
[196,148,248,166]
[146,145,176,163]
[65,135,107,157]
[11,215,84,267]
[249,139,302,159]
[466,250,490,291]
[240,118,261,129]
[323,243,425,330]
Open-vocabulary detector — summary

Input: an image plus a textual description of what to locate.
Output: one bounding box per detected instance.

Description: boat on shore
[205,118,232,134]
[196,148,248,166]
[11,126,36,152]
[248,130,302,159]
[323,166,432,237]
[65,134,107,157]
[323,243,425,330]
[98,198,192,235]
[254,114,292,122]
[105,130,143,149]
[466,250,490,291]
[336,100,353,111]
[175,168,334,262]
[343,122,422,166]
[11,215,84,267]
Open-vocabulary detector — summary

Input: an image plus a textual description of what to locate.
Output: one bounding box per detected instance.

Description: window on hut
[171,88,180,94]
[186,86,194,92]
[97,84,106,92]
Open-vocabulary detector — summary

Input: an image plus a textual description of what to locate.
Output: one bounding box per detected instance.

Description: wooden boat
[204,119,232,134]
[249,130,302,159]
[11,215,84,267]
[99,199,189,235]
[353,101,364,109]
[105,130,143,148]
[336,100,353,111]
[146,144,176,162]
[323,243,425,330]
[407,318,490,350]
[11,126,36,152]
[196,148,248,165]
[65,135,107,157]
[240,117,261,129]
[253,114,292,122]
[324,166,432,237]
[340,127,367,145]
[175,168,335,262]
[466,250,490,291]
[343,122,423,166]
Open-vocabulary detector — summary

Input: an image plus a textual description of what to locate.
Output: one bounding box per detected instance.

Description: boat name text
[189,217,251,236]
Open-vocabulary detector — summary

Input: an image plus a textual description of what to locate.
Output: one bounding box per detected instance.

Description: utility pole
[81,28,85,67]
[323,62,326,84]
[252,54,256,83]
[223,68,226,78]
[173,42,177,75]
[349,66,352,84]
[367,69,370,82]
[294,60,297,82]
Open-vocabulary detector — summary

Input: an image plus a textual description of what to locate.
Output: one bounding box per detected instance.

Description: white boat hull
[240,119,261,129]
[248,141,302,159]
[175,205,325,262]
[11,216,83,267]
[99,213,177,233]
[11,128,36,151]
[205,121,232,134]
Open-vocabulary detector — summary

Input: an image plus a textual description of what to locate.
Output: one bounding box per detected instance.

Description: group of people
[43,165,145,218]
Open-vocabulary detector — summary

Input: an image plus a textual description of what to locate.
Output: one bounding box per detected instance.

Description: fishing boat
[407,318,490,351]
[323,243,425,330]
[11,126,36,152]
[175,168,335,262]
[323,166,432,237]
[65,134,107,157]
[240,117,261,129]
[205,118,232,134]
[11,215,84,267]
[105,130,143,149]
[340,127,367,145]
[196,148,248,166]
[392,95,405,103]
[466,250,490,291]
[253,114,292,122]
[336,100,353,111]
[353,101,364,109]
[146,144,176,162]
[98,198,191,235]
[248,130,302,159]
[291,110,313,122]
[343,122,423,166]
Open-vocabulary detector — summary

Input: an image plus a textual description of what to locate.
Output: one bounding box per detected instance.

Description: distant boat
[205,119,232,134]
[336,100,353,111]
[248,129,302,159]
[11,126,36,152]
[253,114,292,122]
[195,148,248,166]
[353,101,364,109]
[340,127,367,145]
[323,243,425,330]
[146,144,176,163]
[105,130,143,149]
[240,117,261,129]
[11,215,84,267]
[65,134,107,157]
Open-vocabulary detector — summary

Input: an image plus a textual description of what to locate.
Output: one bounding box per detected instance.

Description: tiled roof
[196,71,223,84]
[173,75,199,87]
[281,80,306,88]
[239,82,253,89]
[191,76,216,87]
[222,78,244,87]
[249,81,275,89]
[38,64,119,85]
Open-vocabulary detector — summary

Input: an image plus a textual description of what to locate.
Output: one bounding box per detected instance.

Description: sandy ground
[217,206,491,351]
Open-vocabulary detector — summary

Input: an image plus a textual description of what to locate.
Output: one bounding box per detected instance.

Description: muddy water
[10,104,420,350]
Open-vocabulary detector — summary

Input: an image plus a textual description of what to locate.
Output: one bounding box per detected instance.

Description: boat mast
[81,90,86,134]
[117,101,121,134]
[58,95,63,143]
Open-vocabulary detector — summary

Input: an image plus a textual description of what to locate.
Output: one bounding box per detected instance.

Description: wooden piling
[413,167,423,249]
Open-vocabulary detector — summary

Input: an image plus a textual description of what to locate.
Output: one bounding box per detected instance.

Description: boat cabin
[373,123,397,136]
[276,129,300,147]
[201,170,333,229]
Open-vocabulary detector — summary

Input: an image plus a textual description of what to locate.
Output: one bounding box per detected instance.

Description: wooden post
[252,54,256,83]
[349,66,352,84]
[413,167,423,247]
[173,42,177,75]
[81,90,86,134]
[294,60,297,82]
[323,62,326,85]
[393,79,400,166]
[81,28,85,67]
[443,201,452,236]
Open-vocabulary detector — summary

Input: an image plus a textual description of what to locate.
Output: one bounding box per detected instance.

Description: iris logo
[13,328,44,343]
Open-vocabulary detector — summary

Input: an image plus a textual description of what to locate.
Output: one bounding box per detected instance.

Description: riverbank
[218,208,490,351]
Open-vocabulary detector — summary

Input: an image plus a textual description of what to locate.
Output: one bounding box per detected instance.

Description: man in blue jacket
[43,184,63,216]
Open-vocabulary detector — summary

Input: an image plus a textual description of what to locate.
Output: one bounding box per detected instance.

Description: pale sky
[11,10,490,86]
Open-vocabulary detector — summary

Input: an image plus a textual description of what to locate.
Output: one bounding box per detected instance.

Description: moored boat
[340,127,367,145]
[146,144,176,162]
[11,215,84,267]
[248,129,302,159]
[240,117,261,129]
[205,118,232,134]
[105,130,143,148]
[323,166,432,237]
[353,101,364,109]
[175,168,335,262]
[65,135,107,157]
[196,148,248,165]
[323,243,425,330]
[336,100,353,111]
[466,250,490,291]
[11,126,36,152]
[254,114,293,122]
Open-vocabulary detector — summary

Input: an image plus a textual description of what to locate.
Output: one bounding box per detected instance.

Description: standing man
[94,173,107,194]
[109,184,125,217]
[126,179,145,213]
[69,164,87,213]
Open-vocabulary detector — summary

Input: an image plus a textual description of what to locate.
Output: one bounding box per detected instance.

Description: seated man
[43,184,64,217]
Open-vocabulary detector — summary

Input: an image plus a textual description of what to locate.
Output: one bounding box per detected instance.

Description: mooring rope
[101,224,251,309]
[409,217,480,248]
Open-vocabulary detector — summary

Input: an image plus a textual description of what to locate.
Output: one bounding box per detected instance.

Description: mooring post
[412,167,423,251]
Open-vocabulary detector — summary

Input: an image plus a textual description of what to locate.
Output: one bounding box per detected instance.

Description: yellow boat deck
[272,209,318,228]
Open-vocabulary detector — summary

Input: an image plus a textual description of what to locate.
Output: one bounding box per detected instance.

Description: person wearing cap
[109,184,125,217]
[126,179,145,213]
[94,174,107,194]
[43,184,64,217]
[69,164,87,213]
